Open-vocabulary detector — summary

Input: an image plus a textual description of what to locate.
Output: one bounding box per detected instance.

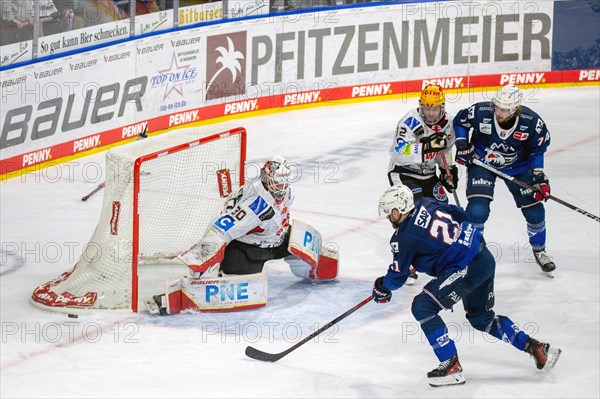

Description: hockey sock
[422,317,458,362]
[526,221,546,250]
[487,315,529,351]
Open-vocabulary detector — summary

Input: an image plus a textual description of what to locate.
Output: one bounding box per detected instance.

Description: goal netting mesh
[32,124,246,312]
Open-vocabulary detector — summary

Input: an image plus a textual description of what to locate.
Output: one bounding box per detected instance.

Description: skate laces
[437,356,456,370]
[534,250,551,264]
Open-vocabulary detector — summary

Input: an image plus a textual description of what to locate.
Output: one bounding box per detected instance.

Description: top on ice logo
[150,53,197,100]
[205,32,247,101]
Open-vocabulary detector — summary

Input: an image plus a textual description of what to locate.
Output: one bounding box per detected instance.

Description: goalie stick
[245,295,373,362]
[472,159,599,223]
[439,152,461,207]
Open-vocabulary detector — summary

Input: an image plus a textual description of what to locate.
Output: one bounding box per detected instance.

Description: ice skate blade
[428,372,466,387]
[543,271,555,279]
[144,298,160,315]
[542,347,562,370]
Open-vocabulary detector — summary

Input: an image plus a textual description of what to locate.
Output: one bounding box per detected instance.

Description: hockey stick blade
[245,295,373,362]
[245,346,286,362]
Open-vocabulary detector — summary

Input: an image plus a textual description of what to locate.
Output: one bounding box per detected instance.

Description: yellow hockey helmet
[419,84,445,125]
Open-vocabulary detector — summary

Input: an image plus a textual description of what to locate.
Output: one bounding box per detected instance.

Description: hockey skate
[427,354,465,387]
[524,337,562,370]
[144,294,168,316]
[533,249,556,278]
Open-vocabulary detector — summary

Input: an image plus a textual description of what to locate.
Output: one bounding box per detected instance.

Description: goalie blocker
[147,220,339,315]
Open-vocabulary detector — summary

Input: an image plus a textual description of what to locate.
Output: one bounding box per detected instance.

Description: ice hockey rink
[1,86,599,398]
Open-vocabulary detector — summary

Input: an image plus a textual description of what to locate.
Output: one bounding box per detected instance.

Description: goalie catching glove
[439,164,459,193]
[178,233,227,277]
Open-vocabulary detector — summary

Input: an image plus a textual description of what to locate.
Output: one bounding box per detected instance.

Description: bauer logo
[205,32,247,101]
[110,201,121,235]
[217,169,232,198]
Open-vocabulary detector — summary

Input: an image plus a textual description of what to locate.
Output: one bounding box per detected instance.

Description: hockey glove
[455,140,475,166]
[532,169,551,201]
[420,132,448,155]
[372,276,392,303]
[440,165,459,193]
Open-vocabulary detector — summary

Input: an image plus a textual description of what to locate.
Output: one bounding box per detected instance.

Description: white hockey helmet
[378,184,415,217]
[261,155,291,201]
[492,84,523,115]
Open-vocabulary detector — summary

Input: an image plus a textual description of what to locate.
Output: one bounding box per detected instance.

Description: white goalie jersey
[388,108,456,179]
[208,179,294,248]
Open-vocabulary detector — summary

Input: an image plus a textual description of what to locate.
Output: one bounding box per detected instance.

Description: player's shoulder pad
[224,186,245,211]
[411,203,433,230]
[399,109,423,133]
[518,106,549,136]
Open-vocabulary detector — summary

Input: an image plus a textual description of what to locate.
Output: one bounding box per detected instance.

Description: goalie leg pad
[180,274,268,312]
[284,245,339,281]
[286,219,339,281]
[316,245,339,280]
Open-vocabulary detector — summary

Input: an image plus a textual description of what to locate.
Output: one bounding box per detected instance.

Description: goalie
[148,156,339,315]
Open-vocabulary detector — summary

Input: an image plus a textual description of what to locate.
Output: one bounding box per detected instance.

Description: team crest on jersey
[484,144,518,166]
[479,123,492,135]
[433,182,448,201]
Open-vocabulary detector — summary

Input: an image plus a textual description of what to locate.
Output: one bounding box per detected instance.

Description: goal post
[32,125,246,313]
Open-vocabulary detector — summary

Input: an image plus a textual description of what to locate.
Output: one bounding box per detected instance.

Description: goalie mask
[492,84,523,128]
[378,184,415,217]
[419,84,445,125]
[261,156,291,201]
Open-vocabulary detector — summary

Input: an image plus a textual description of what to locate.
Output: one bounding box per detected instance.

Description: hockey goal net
[32,125,246,312]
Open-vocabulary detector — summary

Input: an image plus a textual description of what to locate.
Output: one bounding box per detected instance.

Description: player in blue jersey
[453,84,556,277]
[372,185,561,387]
[387,84,458,285]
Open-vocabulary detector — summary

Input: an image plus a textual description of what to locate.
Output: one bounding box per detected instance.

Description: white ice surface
[1,86,599,398]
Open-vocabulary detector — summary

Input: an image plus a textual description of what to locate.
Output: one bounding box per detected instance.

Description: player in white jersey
[180,155,296,276]
[388,84,458,200]
[387,84,458,284]
[148,156,339,315]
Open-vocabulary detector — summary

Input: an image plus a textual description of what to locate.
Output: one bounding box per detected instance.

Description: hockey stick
[472,158,600,223]
[439,152,461,207]
[81,182,105,202]
[245,295,373,362]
